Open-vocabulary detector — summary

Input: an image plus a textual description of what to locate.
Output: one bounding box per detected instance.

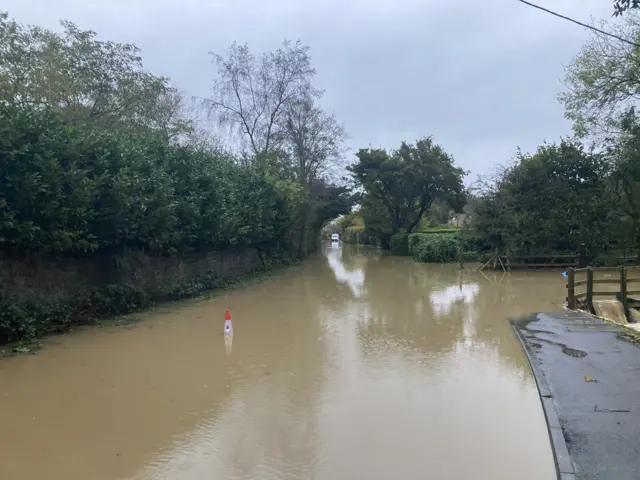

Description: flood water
[0,244,564,480]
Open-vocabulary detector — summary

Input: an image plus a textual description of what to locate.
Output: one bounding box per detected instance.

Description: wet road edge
[510,314,576,480]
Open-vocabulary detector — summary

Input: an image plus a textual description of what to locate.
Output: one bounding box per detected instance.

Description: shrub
[414,228,460,234]
[0,104,301,255]
[0,295,75,344]
[409,233,462,263]
[390,233,410,256]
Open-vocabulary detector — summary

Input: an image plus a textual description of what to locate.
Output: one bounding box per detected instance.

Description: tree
[206,40,319,156]
[348,137,466,246]
[558,14,640,138]
[0,12,191,139]
[359,195,392,244]
[283,96,347,185]
[605,110,640,256]
[470,140,615,255]
[281,95,348,256]
[614,0,640,16]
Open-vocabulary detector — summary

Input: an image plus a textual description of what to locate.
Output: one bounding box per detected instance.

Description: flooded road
[0,245,563,480]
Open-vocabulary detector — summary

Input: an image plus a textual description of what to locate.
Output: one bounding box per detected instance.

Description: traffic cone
[224,310,233,335]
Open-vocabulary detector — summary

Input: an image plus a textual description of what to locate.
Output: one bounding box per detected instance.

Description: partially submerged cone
[224,310,233,335]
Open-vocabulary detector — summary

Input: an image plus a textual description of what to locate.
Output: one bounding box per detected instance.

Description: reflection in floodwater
[430,283,480,316]
[324,244,365,297]
[0,244,562,480]
[224,333,233,357]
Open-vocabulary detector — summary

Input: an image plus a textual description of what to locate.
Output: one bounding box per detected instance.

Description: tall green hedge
[409,233,462,263]
[0,104,302,255]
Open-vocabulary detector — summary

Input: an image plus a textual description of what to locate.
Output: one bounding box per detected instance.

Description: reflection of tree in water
[356,260,468,356]
[348,255,563,377]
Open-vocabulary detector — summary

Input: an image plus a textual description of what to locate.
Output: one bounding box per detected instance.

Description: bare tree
[280,96,348,256]
[206,40,320,156]
[283,96,348,186]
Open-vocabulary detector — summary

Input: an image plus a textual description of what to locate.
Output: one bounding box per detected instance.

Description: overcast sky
[4,0,617,183]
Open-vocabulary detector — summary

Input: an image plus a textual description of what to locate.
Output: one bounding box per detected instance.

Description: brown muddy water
[0,244,564,480]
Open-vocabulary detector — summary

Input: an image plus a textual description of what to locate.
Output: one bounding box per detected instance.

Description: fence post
[586,267,594,313]
[458,248,464,270]
[567,267,576,310]
[577,243,588,268]
[620,266,629,322]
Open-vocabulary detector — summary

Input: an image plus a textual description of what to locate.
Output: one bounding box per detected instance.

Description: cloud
[3,0,617,181]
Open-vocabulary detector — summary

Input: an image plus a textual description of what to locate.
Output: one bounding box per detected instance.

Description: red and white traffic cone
[224,310,233,335]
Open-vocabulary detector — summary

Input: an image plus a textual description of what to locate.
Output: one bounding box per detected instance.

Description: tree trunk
[297,197,312,259]
[407,202,429,233]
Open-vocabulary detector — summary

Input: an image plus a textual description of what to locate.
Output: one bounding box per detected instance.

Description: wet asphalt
[512,311,640,480]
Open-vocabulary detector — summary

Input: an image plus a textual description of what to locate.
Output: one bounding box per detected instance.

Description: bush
[0,295,75,344]
[409,233,462,263]
[0,104,301,255]
[414,228,460,235]
[390,233,410,256]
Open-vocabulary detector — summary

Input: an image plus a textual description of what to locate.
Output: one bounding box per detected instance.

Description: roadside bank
[0,247,295,351]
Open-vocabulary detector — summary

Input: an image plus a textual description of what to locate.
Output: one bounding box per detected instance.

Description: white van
[331,233,340,242]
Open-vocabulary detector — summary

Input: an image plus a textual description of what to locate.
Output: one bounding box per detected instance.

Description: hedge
[0,104,302,255]
[409,233,462,263]
[413,228,460,235]
[390,233,410,256]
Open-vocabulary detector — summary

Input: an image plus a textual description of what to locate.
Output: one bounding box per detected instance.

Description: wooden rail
[480,251,580,272]
[506,254,578,270]
[566,266,640,322]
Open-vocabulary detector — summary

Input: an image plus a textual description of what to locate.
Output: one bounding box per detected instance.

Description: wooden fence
[480,251,579,272]
[566,266,640,320]
[507,254,578,269]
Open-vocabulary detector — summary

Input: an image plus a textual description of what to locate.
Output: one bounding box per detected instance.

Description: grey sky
[5,0,616,183]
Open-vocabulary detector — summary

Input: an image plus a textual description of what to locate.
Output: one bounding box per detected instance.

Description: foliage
[390,233,410,256]
[605,110,640,255]
[206,40,351,258]
[348,137,466,247]
[614,0,640,16]
[359,196,393,247]
[0,12,191,139]
[0,14,354,345]
[470,140,616,256]
[0,104,307,254]
[558,14,640,138]
[408,233,461,263]
[421,200,452,227]
[338,213,362,231]
[414,227,460,234]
